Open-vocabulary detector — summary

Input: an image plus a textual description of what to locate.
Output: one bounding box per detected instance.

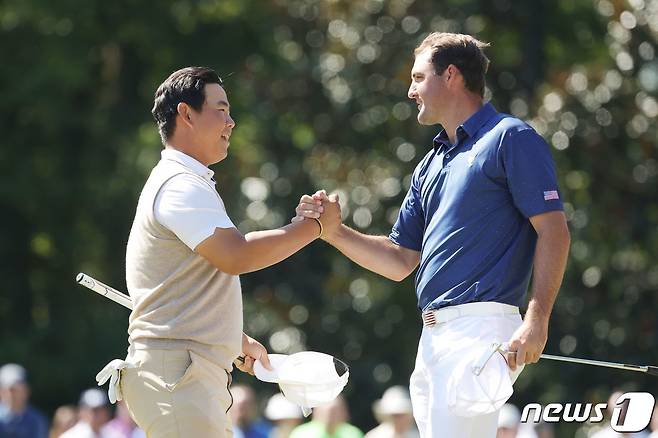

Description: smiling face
[408,48,449,126]
[192,83,235,165]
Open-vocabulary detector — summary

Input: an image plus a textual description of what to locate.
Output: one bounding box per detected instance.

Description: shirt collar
[433,102,498,151]
[161,148,215,183]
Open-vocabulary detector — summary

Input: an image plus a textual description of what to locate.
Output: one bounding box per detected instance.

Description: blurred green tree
[0,0,656,435]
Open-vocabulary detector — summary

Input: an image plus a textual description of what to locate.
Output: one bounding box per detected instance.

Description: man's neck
[164,140,207,167]
[442,95,483,145]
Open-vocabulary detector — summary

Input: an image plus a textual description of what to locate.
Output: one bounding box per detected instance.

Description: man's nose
[408,84,416,99]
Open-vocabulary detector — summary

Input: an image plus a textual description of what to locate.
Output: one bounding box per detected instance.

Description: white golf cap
[373,386,413,419]
[254,351,349,414]
[446,342,523,417]
[79,388,109,409]
[0,363,27,388]
[265,393,303,421]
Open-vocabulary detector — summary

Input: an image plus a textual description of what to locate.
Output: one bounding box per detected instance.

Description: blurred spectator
[101,401,141,438]
[0,363,48,438]
[229,384,272,438]
[49,405,77,438]
[365,386,419,438]
[60,389,111,438]
[289,395,363,438]
[534,421,555,438]
[264,393,303,438]
[648,405,658,438]
[590,391,650,438]
[496,403,537,438]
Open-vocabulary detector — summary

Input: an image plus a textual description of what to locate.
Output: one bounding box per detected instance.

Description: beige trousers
[120,348,234,438]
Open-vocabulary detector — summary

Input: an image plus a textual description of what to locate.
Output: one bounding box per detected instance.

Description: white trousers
[410,303,524,438]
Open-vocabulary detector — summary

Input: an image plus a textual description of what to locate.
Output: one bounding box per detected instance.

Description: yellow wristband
[312,218,323,238]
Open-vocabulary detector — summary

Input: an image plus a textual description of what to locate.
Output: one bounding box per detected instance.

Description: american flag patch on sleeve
[543,190,560,201]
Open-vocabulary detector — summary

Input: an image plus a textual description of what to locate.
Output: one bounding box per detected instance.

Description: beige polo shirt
[125,149,243,370]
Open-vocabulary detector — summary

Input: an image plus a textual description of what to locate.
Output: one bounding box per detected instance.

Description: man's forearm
[526,227,570,323]
[324,224,419,281]
[239,220,321,273]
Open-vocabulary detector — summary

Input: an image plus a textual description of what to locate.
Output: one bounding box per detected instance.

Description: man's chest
[418,139,503,216]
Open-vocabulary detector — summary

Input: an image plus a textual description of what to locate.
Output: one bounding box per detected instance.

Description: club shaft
[540,354,649,373]
[76,273,133,310]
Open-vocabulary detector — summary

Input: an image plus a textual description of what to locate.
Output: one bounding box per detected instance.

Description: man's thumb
[259,350,273,370]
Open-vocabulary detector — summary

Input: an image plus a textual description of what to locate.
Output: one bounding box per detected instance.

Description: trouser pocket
[163,350,194,392]
[120,349,194,432]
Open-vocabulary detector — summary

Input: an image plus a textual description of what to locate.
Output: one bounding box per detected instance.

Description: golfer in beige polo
[118,66,341,438]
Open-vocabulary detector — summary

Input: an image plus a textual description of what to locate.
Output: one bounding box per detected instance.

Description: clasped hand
[292,190,342,239]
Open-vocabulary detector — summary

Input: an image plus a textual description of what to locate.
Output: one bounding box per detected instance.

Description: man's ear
[446,64,457,82]
[177,102,194,128]
[445,64,464,88]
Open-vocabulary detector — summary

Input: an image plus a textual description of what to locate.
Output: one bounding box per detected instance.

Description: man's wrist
[525,301,551,326]
[241,332,250,349]
[312,217,323,238]
[321,223,344,244]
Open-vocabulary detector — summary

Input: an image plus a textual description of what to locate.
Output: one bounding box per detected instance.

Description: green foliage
[1,0,657,435]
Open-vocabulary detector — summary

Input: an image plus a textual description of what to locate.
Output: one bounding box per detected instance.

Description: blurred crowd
[229,384,419,438]
[0,363,143,438]
[0,362,421,438]
[1,362,656,438]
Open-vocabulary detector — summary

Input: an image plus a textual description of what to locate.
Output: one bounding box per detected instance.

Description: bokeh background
[1,0,657,436]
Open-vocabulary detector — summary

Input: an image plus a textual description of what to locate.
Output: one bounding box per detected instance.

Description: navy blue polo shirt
[390,103,563,311]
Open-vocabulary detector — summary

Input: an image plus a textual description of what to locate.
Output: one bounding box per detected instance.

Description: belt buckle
[422,310,438,327]
[422,307,462,327]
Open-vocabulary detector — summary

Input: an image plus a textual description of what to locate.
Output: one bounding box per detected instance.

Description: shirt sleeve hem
[187,221,236,250]
[521,202,564,219]
[388,234,422,252]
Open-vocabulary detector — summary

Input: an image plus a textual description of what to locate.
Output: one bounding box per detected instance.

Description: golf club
[473,342,658,377]
[76,273,133,310]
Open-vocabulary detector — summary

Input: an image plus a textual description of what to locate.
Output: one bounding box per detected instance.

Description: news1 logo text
[521,392,655,432]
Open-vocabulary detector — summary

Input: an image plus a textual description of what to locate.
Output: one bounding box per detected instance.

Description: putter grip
[76,272,133,310]
[646,366,658,377]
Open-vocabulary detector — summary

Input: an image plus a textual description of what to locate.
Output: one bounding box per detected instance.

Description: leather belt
[421,302,519,327]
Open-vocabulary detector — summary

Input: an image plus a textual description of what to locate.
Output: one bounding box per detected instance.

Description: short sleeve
[501,128,564,218]
[389,169,424,251]
[154,174,236,250]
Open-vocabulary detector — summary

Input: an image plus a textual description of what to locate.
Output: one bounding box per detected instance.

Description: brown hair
[151,66,223,144]
[414,33,490,97]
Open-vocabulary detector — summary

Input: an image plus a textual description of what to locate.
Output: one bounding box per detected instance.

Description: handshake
[291,190,342,241]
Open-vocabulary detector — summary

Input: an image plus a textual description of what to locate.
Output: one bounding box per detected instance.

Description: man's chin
[208,150,228,165]
[417,114,431,125]
[417,113,439,126]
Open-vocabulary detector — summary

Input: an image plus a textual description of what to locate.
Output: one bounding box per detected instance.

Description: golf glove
[96,359,136,404]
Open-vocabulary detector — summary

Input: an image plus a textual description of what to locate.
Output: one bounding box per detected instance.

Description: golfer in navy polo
[295,32,570,437]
